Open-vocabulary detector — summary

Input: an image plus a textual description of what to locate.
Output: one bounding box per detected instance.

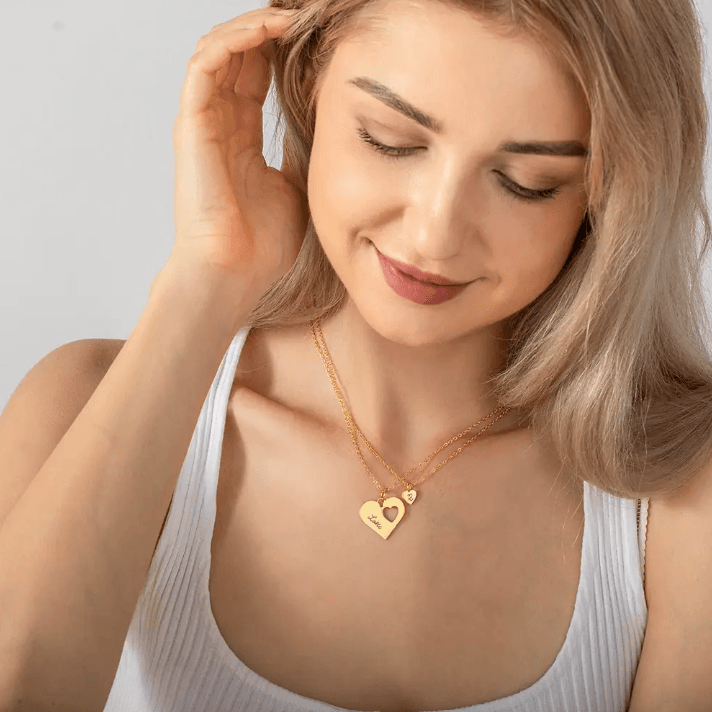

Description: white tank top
[103,324,650,712]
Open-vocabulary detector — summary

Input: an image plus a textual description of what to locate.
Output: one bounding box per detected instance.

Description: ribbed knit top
[103,324,650,712]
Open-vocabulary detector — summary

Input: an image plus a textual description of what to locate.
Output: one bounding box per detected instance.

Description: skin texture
[204,4,593,708]
[218,5,712,708]
[306,0,590,472]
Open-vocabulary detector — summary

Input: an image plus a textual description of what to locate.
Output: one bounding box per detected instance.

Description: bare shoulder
[89,338,127,367]
[628,450,712,710]
[0,338,127,530]
[43,339,127,421]
[3,338,126,425]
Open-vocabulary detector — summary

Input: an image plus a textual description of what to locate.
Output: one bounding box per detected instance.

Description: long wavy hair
[243,0,712,500]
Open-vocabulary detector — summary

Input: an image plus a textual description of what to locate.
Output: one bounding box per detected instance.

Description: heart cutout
[383,505,399,522]
[359,497,405,540]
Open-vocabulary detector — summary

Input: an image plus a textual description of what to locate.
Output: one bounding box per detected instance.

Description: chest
[206,393,588,711]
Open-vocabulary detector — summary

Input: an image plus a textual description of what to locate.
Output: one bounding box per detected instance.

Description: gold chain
[309,319,510,501]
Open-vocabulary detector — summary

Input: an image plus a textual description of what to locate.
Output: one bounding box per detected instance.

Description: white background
[1,0,710,409]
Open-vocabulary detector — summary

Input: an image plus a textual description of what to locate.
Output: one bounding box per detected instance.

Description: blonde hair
[245,0,712,500]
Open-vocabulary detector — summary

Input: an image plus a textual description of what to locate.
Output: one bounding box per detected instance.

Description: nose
[406,162,478,261]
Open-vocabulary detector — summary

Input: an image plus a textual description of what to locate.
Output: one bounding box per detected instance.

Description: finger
[179,20,288,120]
[196,8,294,53]
[233,46,272,105]
[192,12,292,85]
[205,10,293,87]
[218,52,242,90]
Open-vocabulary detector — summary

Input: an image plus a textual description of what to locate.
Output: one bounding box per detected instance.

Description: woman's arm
[0,265,252,712]
[627,452,712,711]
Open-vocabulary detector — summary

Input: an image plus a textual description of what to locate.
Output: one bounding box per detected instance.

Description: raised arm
[0,266,251,711]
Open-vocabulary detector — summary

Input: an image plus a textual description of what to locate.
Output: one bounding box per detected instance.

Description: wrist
[150,258,257,337]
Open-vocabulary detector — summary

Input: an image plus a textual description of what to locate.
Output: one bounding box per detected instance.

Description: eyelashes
[355,127,561,203]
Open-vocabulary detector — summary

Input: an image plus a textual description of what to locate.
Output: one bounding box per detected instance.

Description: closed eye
[356,127,561,203]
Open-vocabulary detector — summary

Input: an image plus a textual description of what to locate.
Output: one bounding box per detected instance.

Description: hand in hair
[169,7,310,305]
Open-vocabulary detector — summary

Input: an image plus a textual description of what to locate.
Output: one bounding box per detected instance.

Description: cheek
[496,211,581,297]
[308,137,377,251]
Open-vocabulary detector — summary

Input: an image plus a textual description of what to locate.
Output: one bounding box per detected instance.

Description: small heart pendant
[402,489,417,505]
[359,497,405,540]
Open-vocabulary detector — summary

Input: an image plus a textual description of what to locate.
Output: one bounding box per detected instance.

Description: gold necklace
[309,318,511,540]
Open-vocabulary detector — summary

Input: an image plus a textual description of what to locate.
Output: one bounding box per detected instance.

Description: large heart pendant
[359,497,406,540]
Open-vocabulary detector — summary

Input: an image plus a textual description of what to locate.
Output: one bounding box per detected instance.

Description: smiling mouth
[398,270,447,286]
[373,244,471,286]
[393,263,473,287]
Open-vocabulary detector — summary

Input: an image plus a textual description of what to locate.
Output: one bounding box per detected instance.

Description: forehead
[324,0,590,144]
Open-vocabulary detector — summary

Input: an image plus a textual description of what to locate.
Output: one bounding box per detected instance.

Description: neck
[314,298,516,474]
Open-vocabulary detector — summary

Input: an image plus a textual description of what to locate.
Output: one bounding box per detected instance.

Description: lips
[376,249,470,305]
[375,248,467,286]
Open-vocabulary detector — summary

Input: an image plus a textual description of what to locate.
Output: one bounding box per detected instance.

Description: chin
[349,297,480,349]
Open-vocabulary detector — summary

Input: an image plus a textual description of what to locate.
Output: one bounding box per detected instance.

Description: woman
[0,0,710,710]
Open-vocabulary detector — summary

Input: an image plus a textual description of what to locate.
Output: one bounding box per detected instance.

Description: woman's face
[307,0,590,347]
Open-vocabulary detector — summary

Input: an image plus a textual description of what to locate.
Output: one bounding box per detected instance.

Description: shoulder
[18,339,128,434]
[0,338,127,529]
[628,450,712,710]
[42,337,126,375]
[19,338,126,405]
[88,338,127,368]
[59,338,127,397]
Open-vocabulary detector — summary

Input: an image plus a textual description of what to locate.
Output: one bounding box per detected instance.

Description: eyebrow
[347,76,589,158]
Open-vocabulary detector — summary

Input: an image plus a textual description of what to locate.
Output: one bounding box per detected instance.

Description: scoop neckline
[199,327,591,712]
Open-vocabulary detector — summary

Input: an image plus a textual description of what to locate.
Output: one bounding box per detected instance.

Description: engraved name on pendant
[359,489,417,540]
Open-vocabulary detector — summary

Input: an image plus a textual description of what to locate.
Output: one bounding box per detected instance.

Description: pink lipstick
[376,248,470,305]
